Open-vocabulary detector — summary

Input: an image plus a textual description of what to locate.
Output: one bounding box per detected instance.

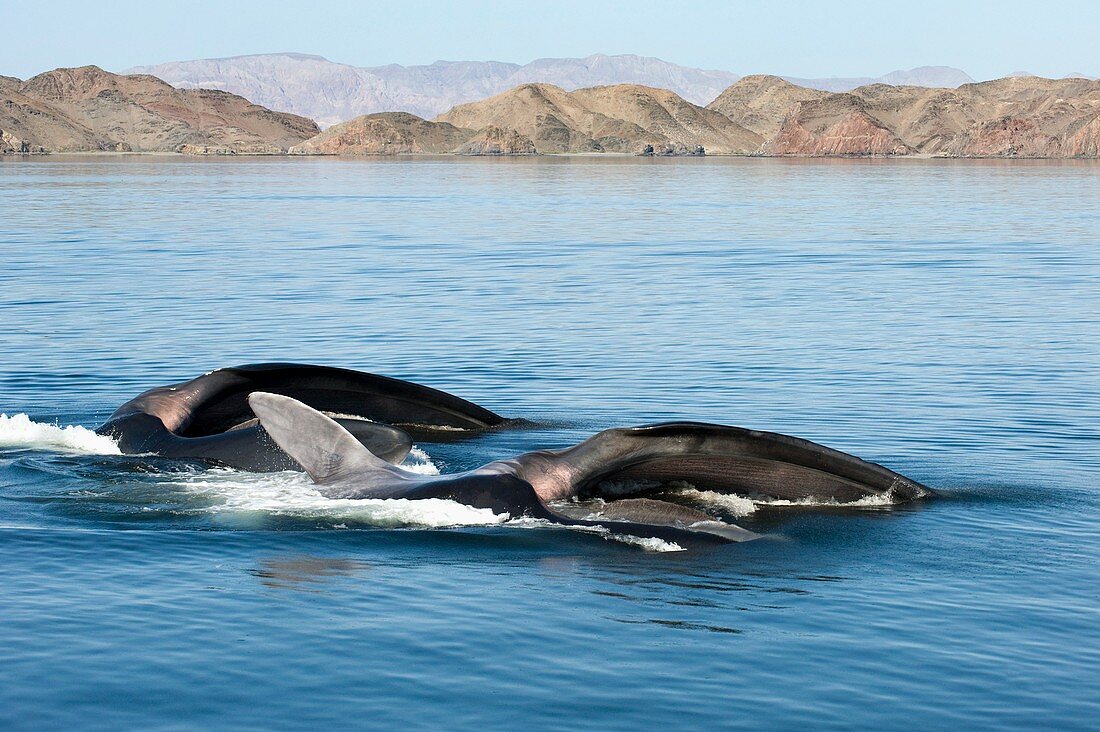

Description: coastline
[4,150,1100,161]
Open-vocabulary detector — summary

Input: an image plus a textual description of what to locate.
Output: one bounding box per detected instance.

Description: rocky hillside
[1,66,318,154]
[287,112,536,155]
[289,112,470,154]
[707,75,829,138]
[707,75,1100,157]
[436,83,761,154]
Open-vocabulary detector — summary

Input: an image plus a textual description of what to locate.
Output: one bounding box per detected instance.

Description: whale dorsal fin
[248,391,410,485]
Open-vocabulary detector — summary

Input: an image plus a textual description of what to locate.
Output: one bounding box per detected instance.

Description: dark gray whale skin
[96,363,506,472]
[248,392,932,546]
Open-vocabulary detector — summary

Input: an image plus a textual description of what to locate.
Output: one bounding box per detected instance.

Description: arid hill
[708,74,1100,157]
[435,83,761,154]
[289,112,471,154]
[1,66,318,154]
[455,126,537,155]
[288,112,536,155]
[706,75,828,138]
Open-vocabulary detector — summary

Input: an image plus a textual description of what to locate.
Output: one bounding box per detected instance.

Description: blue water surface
[1,156,1098,729]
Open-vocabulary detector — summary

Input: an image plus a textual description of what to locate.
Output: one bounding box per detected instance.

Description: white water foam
[0,413,121,454]
[402,446,441,476]
[674,485,907,515]
[595,479,905,518]
[671,488,758,517]
[171,467,683,548]
[610,533,685,552]
[163,445,494,527]
[168,468,507,528]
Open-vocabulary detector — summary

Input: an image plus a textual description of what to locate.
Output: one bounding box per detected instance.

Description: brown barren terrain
[4,66,1098,157]
[1,66,317,154]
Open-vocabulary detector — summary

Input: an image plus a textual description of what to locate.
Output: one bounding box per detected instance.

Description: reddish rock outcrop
[1064,115,1100,156]
[765,97,908,156]
[710,74,1100,157]
[456,126,537,155]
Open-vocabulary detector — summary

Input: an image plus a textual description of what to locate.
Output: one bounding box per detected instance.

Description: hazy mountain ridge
[127,53,742,127]
[0,65,318,154]
[128,53,987,129]
[781,66,975,92]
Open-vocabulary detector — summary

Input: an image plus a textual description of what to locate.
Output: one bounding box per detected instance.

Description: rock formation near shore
[706,75,829,138]
[436,83,761,154]
[1,66,318,154]
[289,112,470,154]
[455,126,537,155]
[287,112,536,155]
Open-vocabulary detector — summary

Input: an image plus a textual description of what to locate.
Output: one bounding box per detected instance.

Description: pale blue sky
[2,0,1096,81]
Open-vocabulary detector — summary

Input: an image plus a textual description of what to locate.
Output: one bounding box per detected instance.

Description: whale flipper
[247,392,416,488]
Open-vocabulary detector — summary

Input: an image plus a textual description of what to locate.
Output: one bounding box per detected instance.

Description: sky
[1,0,1097,81]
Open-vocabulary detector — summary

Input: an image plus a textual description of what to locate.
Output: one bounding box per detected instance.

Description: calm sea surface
[1,156,1098,729]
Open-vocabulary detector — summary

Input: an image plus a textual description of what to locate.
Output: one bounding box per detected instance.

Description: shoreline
[4,150,1100,161]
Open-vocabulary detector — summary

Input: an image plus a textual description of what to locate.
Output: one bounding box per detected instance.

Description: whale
[247,391,932,545]
[97,363,507,471]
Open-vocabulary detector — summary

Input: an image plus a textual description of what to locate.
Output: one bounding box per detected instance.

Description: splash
[0,413,121,454]
[671,487,757,516]
[402,446,441,475]
[167,468,507,528]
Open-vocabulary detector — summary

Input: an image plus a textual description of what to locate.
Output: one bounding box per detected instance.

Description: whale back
[103,363,506,438]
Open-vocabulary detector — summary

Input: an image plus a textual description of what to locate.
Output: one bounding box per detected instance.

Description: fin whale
[97,364,507,471]
[248,391,932,545]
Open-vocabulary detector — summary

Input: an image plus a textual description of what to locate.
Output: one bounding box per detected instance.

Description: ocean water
[1,155,1098,729]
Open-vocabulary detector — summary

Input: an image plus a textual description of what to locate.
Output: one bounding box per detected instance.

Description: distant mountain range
[782,66,975,93]
[126,53,981,128]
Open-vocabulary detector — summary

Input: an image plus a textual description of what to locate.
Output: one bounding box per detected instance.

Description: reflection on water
[0,157,1098,727]
[250,556,372,591]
